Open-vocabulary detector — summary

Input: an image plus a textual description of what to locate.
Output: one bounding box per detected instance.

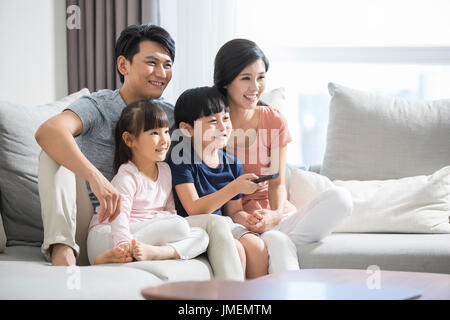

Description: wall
[0,0,67,106]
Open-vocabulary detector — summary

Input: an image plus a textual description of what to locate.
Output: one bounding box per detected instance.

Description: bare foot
[131,239,179,261]
[94,246,133,265]
[51,244,76,266]
[131,239,157,261]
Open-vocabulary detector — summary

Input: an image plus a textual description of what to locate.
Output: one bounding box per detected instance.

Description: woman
[213,39,353,263]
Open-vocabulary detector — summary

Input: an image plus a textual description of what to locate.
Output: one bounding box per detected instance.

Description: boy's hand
[233,173,264,195]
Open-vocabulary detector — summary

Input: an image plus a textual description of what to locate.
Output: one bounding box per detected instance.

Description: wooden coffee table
[141,269,450,300]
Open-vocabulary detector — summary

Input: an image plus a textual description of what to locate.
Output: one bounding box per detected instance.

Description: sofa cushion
[123,254,213,282]
[333,166,450,233]
[0,89,90,246]
[288,167,334,209]
[288,167,450,233]
[297,233,450,274]
[0,261,162,299]
[321,82,450,180]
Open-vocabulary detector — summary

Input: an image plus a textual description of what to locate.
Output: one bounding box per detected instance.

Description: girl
[87,99,208,265]
[168,86,276,279]
[213,39,353,270]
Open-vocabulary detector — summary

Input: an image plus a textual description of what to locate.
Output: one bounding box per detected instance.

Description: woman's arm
[268,145,289,214]
[223,198,250,226]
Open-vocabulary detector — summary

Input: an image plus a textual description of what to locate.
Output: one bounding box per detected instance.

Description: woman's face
[226,59,266,110]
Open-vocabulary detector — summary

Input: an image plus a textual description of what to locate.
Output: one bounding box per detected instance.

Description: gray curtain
[66,0,160,94]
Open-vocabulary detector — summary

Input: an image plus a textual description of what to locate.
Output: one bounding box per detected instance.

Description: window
[232,0,450,166]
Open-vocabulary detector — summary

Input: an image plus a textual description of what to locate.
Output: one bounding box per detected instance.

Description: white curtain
[159,0,238,105]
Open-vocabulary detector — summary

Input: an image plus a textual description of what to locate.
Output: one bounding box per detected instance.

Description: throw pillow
[321,82,450,180]
[261,87,285,110]
[333,166,450,233]
[288,168,334,209]
[288,166,450,233]
[0,89,90,246]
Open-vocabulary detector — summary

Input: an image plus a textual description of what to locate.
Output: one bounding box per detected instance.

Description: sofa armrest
[0,209,6,253]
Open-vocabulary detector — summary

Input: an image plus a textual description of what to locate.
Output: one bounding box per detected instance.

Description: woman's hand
[246,207,282,234]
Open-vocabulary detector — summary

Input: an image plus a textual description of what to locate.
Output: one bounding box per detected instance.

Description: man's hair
[115,24,175,83]
[174,86,229,128]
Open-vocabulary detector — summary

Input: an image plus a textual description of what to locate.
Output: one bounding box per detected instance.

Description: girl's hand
[233,173,264,195]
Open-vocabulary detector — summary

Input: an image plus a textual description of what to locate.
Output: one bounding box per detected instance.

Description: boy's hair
[114,99,170,172]
[174,86,230,128]
[115,24,176,83]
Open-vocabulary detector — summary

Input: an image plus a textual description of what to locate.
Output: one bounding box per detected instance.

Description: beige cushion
[288,167,450,233]
[0,89,90,246]
[321,82,450,180]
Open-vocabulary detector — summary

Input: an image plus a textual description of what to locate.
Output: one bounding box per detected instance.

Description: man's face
[123,40,173,99]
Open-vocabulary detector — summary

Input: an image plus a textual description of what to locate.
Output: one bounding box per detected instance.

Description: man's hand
[88,171,121,223]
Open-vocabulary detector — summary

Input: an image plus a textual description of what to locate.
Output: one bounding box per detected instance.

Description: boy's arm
[174,182,240,215]
[35,110,121,223]
[174,171,261,215]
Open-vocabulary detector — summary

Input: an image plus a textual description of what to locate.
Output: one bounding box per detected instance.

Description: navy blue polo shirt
[167,146,243,217]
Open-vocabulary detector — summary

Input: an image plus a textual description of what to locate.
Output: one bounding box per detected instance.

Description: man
[35,24,243,280]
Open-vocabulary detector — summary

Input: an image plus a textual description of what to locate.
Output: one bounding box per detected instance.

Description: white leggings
[87,214,209,265]
[263,187,353,273]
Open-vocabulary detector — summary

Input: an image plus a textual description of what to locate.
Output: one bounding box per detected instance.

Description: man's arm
[35,110,121,222]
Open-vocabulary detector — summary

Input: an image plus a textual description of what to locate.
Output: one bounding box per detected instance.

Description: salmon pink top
[228,105,297,214]
[88,161,176,246]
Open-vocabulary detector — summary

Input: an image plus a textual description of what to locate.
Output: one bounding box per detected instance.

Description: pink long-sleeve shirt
[88,161,177,246]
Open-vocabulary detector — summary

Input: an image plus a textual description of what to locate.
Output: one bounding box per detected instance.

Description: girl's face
[128,127,171,162]
[226,59,266,110]
[192,110,232,150]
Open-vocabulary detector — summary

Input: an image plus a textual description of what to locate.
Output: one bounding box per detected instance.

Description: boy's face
[192,110,232,150]
[122,40,173,99]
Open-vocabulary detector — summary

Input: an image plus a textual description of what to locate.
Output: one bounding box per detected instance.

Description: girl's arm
[109,173,136,247]
[174,173,260,215]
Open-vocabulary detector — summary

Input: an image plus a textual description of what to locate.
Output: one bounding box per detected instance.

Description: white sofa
[1,84,449,299]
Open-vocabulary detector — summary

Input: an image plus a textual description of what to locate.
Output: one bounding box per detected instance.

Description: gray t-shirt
[66,89,174,207]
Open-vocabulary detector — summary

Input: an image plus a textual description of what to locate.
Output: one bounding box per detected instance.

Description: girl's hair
[213,39,269,97]
[114,99,170,172]
[174,86,229,128]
